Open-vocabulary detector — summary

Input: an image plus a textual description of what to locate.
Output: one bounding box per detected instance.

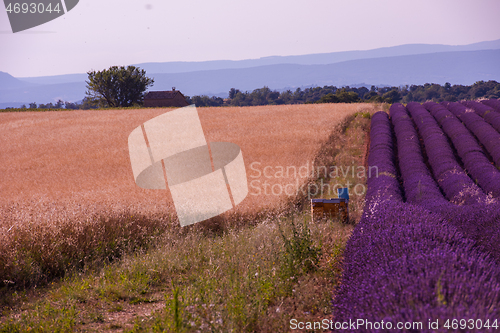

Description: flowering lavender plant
[442,101,500,167]
[424,101,500,198]
[333,102,500,332]
[462,100,500,133]
[407,102,485,205]
[481,98,500,113]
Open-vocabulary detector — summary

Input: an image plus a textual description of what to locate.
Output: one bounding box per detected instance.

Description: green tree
[65,101,76,109]
[317,93,339,103]
[335,89,360,103]
[38,102,54,109]
[85,66,154,107]
[249,86,272,105]
[81,97,99,109]
[230,91,248,106]
[228,88,240,99]
[382,89,402,103]
[293,88,304,102]
[55,99,64,108]
[278,89,293,104]
[190,95,224,107]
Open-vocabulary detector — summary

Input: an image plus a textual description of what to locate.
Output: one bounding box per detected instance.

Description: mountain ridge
[1,40,499,107]
[146,49,500,95]
[130,39,500,74]
[15,39,500,84]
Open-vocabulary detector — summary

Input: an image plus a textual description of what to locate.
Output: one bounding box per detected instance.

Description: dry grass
[0,104,361,210]
[0,104,365,286]
[0,212,353,332]
[0,103,381,332]
[198,104,362,212]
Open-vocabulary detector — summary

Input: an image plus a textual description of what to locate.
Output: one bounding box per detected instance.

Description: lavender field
[333,100,500,332]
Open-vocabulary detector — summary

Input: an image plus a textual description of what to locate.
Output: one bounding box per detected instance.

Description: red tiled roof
[144,91,184,99]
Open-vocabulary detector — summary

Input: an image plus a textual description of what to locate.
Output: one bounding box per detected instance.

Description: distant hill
[18,73,88,85]
[0,81,86,107]
[0,71,37,90]
[147,49,500,96]
[1,40,499,107]
[132,39,500,74]
[15,39,500,83]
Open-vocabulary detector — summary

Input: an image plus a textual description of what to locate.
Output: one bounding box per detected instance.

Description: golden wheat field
[0,103,377,295]
[0,104,367,221]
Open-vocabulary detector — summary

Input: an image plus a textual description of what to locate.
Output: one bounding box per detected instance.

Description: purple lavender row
[389,103,449,210]
[419,102,500,262]
[442,101,500,167]
[365,111,403,204]
[406,102,485,205]
[424,102,500,198]
[388,104,500,251]
[462,100,500,133]
[482,99,500,112]
[333,201,500,330]
[332,108,500,327]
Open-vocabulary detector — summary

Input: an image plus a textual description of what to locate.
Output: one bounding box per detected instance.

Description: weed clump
[278,216,321,279]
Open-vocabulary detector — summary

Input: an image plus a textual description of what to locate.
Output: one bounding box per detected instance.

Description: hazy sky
[1,0,500,78]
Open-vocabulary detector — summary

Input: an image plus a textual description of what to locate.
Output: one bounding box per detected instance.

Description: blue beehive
[337,187,349,202]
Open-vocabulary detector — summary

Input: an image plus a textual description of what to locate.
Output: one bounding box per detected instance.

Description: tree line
[188,81,500,107]
[15,98,98,110]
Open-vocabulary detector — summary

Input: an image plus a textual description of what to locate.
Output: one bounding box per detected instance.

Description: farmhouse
[143,88,189,107]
